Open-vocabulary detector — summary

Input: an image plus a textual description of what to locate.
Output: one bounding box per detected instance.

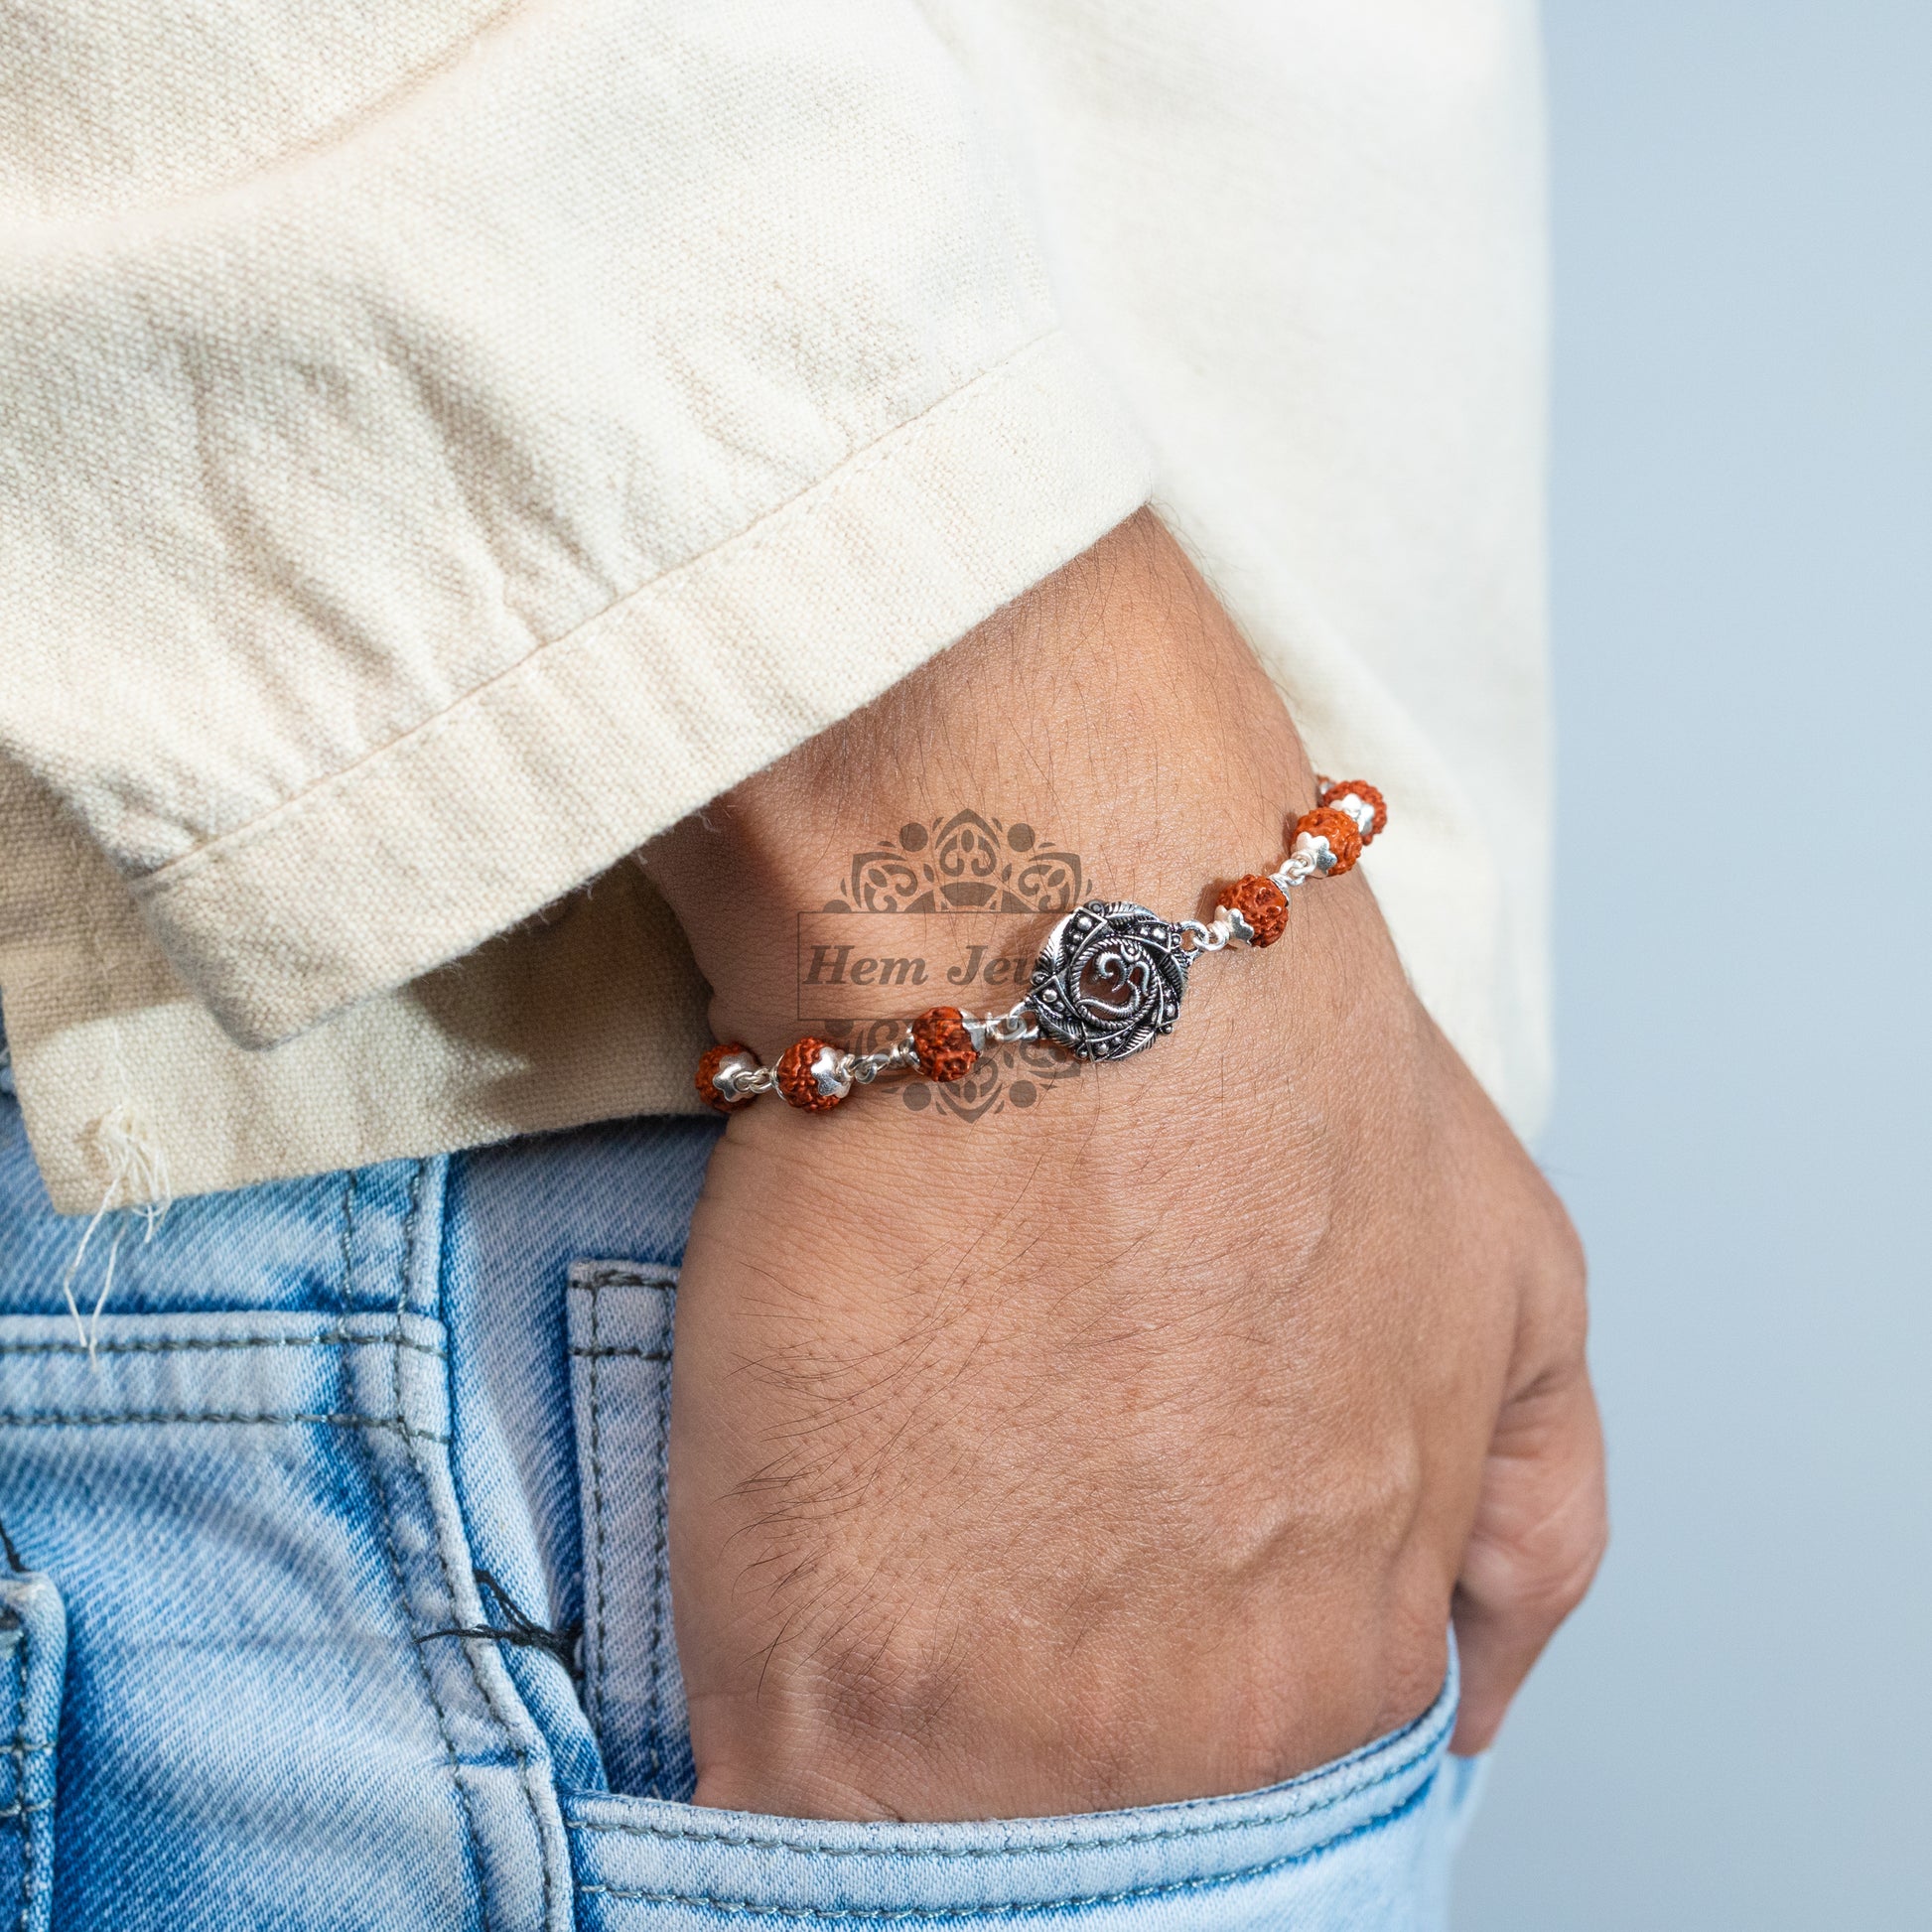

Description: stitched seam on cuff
[132,327,1070,901]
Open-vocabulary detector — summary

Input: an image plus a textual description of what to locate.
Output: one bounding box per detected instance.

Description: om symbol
[1029,901,1190,1062]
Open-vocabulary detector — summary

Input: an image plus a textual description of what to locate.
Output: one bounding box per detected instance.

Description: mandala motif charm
[1029,900,1191,1062]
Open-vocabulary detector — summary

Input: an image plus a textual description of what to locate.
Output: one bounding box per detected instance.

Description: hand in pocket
[649,514,1606,1821]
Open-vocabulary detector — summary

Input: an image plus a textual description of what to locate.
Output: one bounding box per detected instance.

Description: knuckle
[1546,1195,1588,1300]
[1509,1180,1591,1373]
[1545,1502,1609,1617]
[1521,1171,1587,1307]
[1463,1393,1609,1638]
[1505,1474,1608,1628]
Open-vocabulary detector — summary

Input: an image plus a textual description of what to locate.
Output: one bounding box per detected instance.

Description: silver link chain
[983,1000,1039,1044]
[848,1035,919,1085]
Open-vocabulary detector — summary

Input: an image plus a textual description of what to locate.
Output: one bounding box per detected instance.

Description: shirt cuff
[131,331,1152,1047]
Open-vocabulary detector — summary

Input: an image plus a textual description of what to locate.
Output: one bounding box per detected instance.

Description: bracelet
[696,779,1387,1115]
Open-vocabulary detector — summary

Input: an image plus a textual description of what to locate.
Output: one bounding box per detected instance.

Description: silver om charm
[1028,900,1190,1061]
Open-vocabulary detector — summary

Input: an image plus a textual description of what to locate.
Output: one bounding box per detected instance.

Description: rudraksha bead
[695,1042,760,1113]
[775,1036,852,1111]
[1317,778,1388,844]
[1218,874,1291,947]
[1293,807,1365,877]
[910,1006,979,1082]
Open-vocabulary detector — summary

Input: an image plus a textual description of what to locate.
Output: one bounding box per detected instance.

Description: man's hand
[644,511,1605,1821]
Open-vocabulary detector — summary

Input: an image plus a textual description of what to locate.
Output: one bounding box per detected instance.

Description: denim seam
[572,1773,1433,1920]
[350,1328,491,1932]
[340,1167,358,1313]
[405,1158,560,1931]
[588,1278,610,1745]
[0,1332,446,1359]
[565,1347,670,1362]
[399,1160,425,1317]
[7,1608,31,1932]
[0,1411,451,1439]
[562,1718,1444,1863]
[572,1265,678,1291]
[643,1330,669,1795]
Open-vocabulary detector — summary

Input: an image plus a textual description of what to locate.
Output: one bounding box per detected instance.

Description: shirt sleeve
[0,0,1151,1047]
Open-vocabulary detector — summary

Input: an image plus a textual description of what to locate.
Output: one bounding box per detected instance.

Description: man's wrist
[645,511,1320,1042]
[652,511,1602,1823]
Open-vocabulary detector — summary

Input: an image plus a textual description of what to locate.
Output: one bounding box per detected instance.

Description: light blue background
[1456,4,1932,1926]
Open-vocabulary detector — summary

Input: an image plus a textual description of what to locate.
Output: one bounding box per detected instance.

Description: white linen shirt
[0,0,1551,1212]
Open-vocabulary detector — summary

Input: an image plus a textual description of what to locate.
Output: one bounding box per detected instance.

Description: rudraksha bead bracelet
[696,780,1386,1115]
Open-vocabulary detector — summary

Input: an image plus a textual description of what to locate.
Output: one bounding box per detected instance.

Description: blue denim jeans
[0,1059,1480,1930]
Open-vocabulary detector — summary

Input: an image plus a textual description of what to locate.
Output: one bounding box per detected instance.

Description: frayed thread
[60,1105,172,1364]
[413,1568,583,1682]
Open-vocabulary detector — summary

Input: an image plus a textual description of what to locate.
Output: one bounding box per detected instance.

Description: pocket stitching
[643,1330,671,1796]
[7,1609,33,1932]
[588,1274,611,1744]
[0,1332,446,1358]
[385,1157,564,1932]
[562,1706,1446,1863]
[572,1772,1434,1919]
[0,1410,448,1439]
[569,1263,685,1801]
[349,1320,492,1932]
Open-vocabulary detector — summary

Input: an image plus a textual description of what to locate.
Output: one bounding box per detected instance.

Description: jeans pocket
[0,1307,571,1932]
[564,1664,1476,1932]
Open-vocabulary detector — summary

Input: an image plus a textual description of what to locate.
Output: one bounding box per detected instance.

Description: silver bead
[1327,790,1378,839]
[1217,902,1257,947]
[809,1043,854,1102]
[710,1053,765,1103]
[1292,829,1339,876]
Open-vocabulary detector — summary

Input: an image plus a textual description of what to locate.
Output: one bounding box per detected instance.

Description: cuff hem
[133,331,1153,1047]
